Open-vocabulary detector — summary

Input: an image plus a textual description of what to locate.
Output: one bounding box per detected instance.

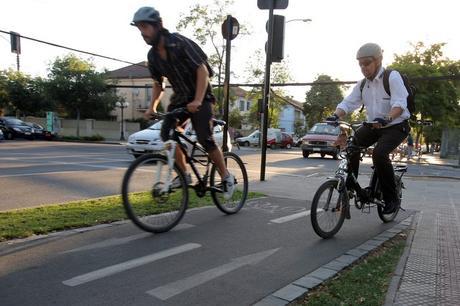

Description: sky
[1,0,459,101]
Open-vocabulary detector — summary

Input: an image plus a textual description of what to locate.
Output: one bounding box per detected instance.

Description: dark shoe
[383,199,400,214]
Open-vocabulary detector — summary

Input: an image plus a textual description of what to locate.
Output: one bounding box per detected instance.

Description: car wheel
[320,153,326,158]
[244,141,250,147]
[333,151,339,160]
[302,151,309,158]
[270,143,276,149]
[6,132,13,140]
[286,143,292,149]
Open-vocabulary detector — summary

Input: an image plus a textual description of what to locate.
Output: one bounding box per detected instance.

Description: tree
[228,108,243,129]
[176,0,249,110]
[389,42,460,146]
[303,74,344,128]
[244,49,292,129]
[47,54,119,136]
[0,71,9,113]
[1,70,51,117]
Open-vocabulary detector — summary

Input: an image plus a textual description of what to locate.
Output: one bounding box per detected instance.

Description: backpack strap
[359,78,366,113]
[382,69,392,96]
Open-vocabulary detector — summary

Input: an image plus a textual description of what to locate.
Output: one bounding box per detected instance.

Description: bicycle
[121,108,248,233]
[310,121,407,239]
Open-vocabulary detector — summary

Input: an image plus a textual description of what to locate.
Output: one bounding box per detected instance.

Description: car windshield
[148,120,163,130]
[308,124,339,135]
[5,118,26,125]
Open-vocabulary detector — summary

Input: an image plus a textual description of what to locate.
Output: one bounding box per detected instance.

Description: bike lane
[0,196,413,306]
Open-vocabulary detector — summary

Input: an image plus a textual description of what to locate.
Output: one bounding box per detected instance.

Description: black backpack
[360,69,416,119]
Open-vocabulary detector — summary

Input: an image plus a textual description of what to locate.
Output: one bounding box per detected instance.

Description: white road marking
[245,168,320,178]
[62,224,195,254]
[270,210,309,223]
[269,209,323,224]
[62,243,201,286]
[146,248,279,300]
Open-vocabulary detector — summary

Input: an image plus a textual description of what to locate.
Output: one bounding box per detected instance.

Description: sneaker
[222,174,235,200]
[171,173,192,189]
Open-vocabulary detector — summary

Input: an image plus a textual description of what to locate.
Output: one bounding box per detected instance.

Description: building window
[246,101,251,111]
[239,100,245,111]
[145,85,152,108]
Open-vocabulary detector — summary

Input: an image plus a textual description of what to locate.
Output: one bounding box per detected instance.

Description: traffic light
[10,32,21,54]
[265,15,285,63]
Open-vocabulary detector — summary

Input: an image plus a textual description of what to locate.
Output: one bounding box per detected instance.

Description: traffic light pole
[260,7,274,181]
[222,15,233,153]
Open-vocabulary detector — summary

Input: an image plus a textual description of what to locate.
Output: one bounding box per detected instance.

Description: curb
[383,211,420,306]
[252,215,415,306]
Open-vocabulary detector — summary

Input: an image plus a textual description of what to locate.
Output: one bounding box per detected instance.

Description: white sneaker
[171,173,192,189]
[223,174,235,200]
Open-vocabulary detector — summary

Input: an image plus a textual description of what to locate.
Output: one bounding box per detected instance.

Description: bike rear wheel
[210,152,248,214]
[377,176,402,223]
[121,154,189,233]
[310,179,347,239]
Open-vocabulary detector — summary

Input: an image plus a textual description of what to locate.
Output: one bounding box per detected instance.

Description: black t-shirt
[147,31,214,105]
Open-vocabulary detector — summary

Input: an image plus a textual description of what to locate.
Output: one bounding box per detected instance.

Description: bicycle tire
[121,154,189,233]
[210,152,248,214]
[377,175,401,223]
[310,179,347,239]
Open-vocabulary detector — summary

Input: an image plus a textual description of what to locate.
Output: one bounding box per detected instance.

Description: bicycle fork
[157,140,176,193]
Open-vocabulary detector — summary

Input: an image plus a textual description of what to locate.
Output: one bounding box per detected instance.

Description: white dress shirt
[337,67,410,126]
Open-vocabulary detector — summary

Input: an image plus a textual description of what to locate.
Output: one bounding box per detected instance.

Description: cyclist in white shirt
[327,43,410,214]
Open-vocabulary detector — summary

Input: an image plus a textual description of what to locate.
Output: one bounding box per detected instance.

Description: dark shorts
[161,100,217,151]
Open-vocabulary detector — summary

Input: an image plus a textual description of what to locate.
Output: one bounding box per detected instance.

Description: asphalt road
[0,141,458,210]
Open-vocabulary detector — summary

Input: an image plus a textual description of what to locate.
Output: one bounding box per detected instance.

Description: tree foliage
[0,70,52,117]
[176,0,249,109]
[244,49,292,128]
[46,54,119,120]
[303,74,344,128]
[389,42,460,144]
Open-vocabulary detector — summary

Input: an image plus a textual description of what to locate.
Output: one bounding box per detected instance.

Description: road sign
[257,0,289,10]
[221,17,240,40]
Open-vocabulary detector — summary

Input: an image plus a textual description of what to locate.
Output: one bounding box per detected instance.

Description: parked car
[126,120,232,158]
[267,132,294,149]
[301,123,343,159]
[0,117,34,140]
[24,122,55,140]
[235,128,281,148]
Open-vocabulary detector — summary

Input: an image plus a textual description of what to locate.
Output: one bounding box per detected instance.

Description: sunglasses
[359,59,374,67]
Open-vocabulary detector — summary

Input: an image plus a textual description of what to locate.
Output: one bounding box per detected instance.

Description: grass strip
[0,191,262,242]
[292,232,407,306]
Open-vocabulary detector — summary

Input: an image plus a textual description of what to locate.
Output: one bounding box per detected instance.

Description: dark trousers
[350,121,410,203]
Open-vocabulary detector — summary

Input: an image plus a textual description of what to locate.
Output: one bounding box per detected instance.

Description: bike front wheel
[310,179,347,239]
[210,152,248,214]
[121,154,189,233]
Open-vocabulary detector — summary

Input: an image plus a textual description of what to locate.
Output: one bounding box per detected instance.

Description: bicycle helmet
[131,7,161,26]
[356,43,382,59]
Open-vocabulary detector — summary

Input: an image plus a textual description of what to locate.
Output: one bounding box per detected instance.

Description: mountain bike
[121,108,248,233]
[310,121,407,239]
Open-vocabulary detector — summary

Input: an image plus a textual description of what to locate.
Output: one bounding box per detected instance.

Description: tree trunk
[76,109,80,138]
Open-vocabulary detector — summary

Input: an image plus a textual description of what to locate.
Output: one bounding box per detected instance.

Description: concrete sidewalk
[414,152,459,168]
[384,155,460,305]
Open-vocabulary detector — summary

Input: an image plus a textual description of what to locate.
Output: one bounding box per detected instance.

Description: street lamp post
[116,101,129,141]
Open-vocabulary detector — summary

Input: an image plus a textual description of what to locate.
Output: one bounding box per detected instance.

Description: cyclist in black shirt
[131,6,235,199]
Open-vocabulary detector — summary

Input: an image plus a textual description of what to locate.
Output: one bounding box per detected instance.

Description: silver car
[126,120,232,158]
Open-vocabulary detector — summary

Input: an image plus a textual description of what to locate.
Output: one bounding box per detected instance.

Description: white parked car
[126,120,232,158]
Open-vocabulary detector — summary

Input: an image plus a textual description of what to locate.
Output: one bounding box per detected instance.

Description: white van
[235,128,281,147]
